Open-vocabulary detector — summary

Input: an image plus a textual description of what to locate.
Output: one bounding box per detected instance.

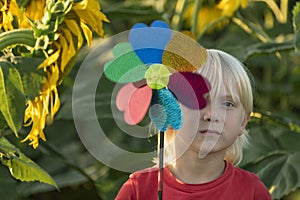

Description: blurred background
[1,0,300,199]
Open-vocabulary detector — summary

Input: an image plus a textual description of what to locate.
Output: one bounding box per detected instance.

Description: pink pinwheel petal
[116,83,152,125]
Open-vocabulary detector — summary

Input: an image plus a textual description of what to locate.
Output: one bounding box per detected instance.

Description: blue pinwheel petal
[129,20,172,65]
[149,89,182,131]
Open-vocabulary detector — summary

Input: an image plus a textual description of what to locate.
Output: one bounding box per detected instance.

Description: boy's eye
[222,101,235,107]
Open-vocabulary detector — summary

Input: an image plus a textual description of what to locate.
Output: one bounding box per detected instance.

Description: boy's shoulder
[129,166,159,180]
[228,163,267,190]
[230,164,261,181]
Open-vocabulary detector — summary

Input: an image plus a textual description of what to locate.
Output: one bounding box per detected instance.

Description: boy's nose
[202,104,220,122]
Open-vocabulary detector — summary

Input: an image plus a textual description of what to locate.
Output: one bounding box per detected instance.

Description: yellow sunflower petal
[38,50,60,69]
[24,101,34,126]
[241,0,249,8]
[197,7,224,34]
[64,19,83,48]
[62,28,76,54]
[80,21,93,46]
[59,31,76,72]
[49,87,60,122]
[22,97,48,149]
[73,0,109,37]
[45,64,59,91]
[72,0,89,10]
[217,0,248,16]
[25,0,45,21]
[9,0,31,28]
[58,36,69,71]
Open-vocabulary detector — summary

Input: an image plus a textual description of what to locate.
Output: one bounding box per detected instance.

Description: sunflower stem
[0,29,36,51]
[191,0,202,36]
[172,0,189,30]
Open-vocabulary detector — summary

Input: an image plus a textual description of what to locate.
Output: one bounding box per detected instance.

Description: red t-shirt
[115,162,272,200]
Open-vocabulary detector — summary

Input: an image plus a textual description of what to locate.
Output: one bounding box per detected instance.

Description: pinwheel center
[145,64,171,90]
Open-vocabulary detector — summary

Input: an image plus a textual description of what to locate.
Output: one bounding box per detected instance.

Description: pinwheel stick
[158,131,164,200]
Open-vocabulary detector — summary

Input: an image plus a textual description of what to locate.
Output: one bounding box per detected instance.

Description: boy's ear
[239,114,250,135]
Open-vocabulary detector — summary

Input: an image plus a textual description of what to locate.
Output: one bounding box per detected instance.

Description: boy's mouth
[199,130,221,136]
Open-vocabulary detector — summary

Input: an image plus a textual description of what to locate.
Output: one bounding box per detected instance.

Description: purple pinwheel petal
[129,20,172,65]
[168,72,210,109]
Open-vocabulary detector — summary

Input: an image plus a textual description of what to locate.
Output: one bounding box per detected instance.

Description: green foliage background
[1,0,300,199]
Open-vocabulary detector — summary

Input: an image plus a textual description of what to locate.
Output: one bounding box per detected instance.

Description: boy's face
[177,88,249,158]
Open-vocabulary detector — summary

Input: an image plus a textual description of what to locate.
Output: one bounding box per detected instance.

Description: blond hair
[160,49,254,166]
[199,49,253,165]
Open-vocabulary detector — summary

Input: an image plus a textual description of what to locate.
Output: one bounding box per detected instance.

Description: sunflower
[217,0,249,16]
[182,0,249,35]
[0,0,14,31]
[0,0,108,148]
[22,53,60,149]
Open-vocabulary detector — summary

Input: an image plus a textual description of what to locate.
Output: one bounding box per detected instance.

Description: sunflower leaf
[0,112,7,138]
[14,58,46,100]
[0,61,26,136]
[0,137,57,188]
[241,41,294,61]
[293,2,300,52]
[241,127,300,199]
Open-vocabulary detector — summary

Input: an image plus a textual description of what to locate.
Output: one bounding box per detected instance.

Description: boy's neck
[169,150,226,184]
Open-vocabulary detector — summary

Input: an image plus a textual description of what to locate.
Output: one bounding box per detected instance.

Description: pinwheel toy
[104,20,210,200]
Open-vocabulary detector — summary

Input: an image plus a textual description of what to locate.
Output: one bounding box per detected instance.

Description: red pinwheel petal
[116,83,152,125]
[168,72,210,109]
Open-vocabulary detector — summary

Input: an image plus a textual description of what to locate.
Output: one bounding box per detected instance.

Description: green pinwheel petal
[104,42,148,83]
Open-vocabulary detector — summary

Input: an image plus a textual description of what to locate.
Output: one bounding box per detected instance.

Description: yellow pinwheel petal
[145,64,171,89]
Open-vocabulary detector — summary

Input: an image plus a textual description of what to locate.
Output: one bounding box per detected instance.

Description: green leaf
[0,137,57,188]
[0,112,7,138]
[14,57,46,100]
[0,61,26,136]
[242,41,294,60]
[241,128,300,199]
[0,165,18,200]
[235,12,272,43]
[293,2,300,52]
[104,5,162,20]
